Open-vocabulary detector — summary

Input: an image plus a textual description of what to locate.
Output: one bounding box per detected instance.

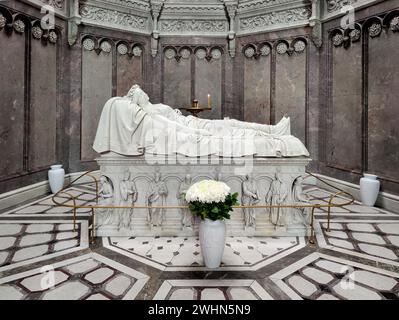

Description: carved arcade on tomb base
[95,154,312,237]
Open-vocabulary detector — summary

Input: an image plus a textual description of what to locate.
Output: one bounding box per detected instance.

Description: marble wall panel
[81,49,112,161]
[368,30,399,182]
[329,42,363,172]
[163,56,191,109]
[243,55,271,124]
[194,57,222,120]
[28,40,57,171]
[275,51,307,143]
[116,55,143,97]
[0,32,25,178]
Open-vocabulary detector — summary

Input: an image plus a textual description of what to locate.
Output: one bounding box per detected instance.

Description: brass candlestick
[192,99,199,108]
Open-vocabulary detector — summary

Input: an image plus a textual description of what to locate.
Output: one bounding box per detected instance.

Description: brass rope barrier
[51,170,356,244]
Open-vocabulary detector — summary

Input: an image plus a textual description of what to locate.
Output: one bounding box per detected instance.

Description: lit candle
[207,94,211,108]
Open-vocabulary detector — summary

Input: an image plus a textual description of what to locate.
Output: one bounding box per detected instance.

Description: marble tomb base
[95,153,312,237]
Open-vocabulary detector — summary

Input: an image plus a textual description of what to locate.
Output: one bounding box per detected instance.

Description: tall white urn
[360,173,380,206]
[48,164,65,194]
[199,219,226,269]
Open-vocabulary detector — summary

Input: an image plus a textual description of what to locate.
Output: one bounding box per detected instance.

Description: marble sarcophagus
[93,85,312,237]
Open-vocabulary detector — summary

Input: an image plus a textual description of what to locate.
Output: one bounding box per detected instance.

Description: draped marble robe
[93,85,310,158]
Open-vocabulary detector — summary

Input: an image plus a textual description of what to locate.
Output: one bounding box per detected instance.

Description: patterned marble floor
[0,180,398,300]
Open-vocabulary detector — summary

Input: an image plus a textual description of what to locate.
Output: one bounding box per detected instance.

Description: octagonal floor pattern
[0,180,398,300]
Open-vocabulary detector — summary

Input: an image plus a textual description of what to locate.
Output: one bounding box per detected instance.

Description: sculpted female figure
[147,173,168,227]
[119,170,138,230]
[242,174,260,227]
[97,176,117,227]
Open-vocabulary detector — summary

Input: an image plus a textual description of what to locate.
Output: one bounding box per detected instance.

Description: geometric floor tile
[315,219,399,266]
[270,252,399,300]
[0,187,97,217]
[103,236,306,271]
[304,187,398,217]
[0,253,149,300]
[153,279,273,300]
[0,220,89,272]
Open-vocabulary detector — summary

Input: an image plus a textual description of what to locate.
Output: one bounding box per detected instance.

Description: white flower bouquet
[184,180,238,221]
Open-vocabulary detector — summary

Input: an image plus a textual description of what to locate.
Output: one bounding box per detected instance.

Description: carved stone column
[224,0,238,58]
[150,0,164,57]
[309,0,322,49]
[68,0,81,46]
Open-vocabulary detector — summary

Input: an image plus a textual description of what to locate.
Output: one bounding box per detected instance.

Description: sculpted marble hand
[93,84,310,157]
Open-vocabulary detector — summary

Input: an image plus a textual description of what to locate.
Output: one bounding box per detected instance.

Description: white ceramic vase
[48,164,65,194]
[360,173,380,206]
[199,218,226,268]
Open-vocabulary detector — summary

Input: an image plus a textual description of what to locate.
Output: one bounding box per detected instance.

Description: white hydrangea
[185,180,231,203]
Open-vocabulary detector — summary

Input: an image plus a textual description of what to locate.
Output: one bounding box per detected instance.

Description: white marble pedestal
[95,153,312,237]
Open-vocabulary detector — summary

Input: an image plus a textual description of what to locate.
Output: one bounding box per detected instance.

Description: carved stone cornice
[79,3,149,33]
[159,19,228,33]
[326,0,351,13]
[40,0,65,10]
[237,0,295,13]
[239,7,312,32]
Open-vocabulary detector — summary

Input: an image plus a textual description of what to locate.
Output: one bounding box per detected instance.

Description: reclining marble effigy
[93,85,309,158]
[93,85,312,237]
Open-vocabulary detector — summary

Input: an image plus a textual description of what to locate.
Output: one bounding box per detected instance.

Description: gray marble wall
[1,0,399,197]
[0,1,67,193]
[319,0,399,194]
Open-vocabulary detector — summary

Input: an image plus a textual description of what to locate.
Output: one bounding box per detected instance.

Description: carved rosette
[332,33,344,47]
[349,29,361,42]
[259,44,271,56]
[132,45,143,57]
[244,46,255,58]
[390,16,399,32]
[179,48,191,59]
[32,26,43,40]
[0,13,6,30]
[48,31,58,44]
[276,42,288,55]
[293,40,306,53]
[117,43,128,55]
[83,38,95,51]
[195,48,207,60]
[164,48,176,59]
[211,48,222,60]
[13,20,25,33]
[368,23,382,38]
[100,41,112,53]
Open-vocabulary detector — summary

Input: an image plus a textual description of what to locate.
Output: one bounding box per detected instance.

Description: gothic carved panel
[79,4,148,31]
[239,7,312,32]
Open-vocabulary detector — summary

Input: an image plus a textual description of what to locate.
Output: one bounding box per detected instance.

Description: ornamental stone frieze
[323,0,382,19]
[242,38,307,59]
[329,10,399,49]
[239,7,312,33]
[39,0,65,10]
[79,4,149,33]
[159,20,228,33]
